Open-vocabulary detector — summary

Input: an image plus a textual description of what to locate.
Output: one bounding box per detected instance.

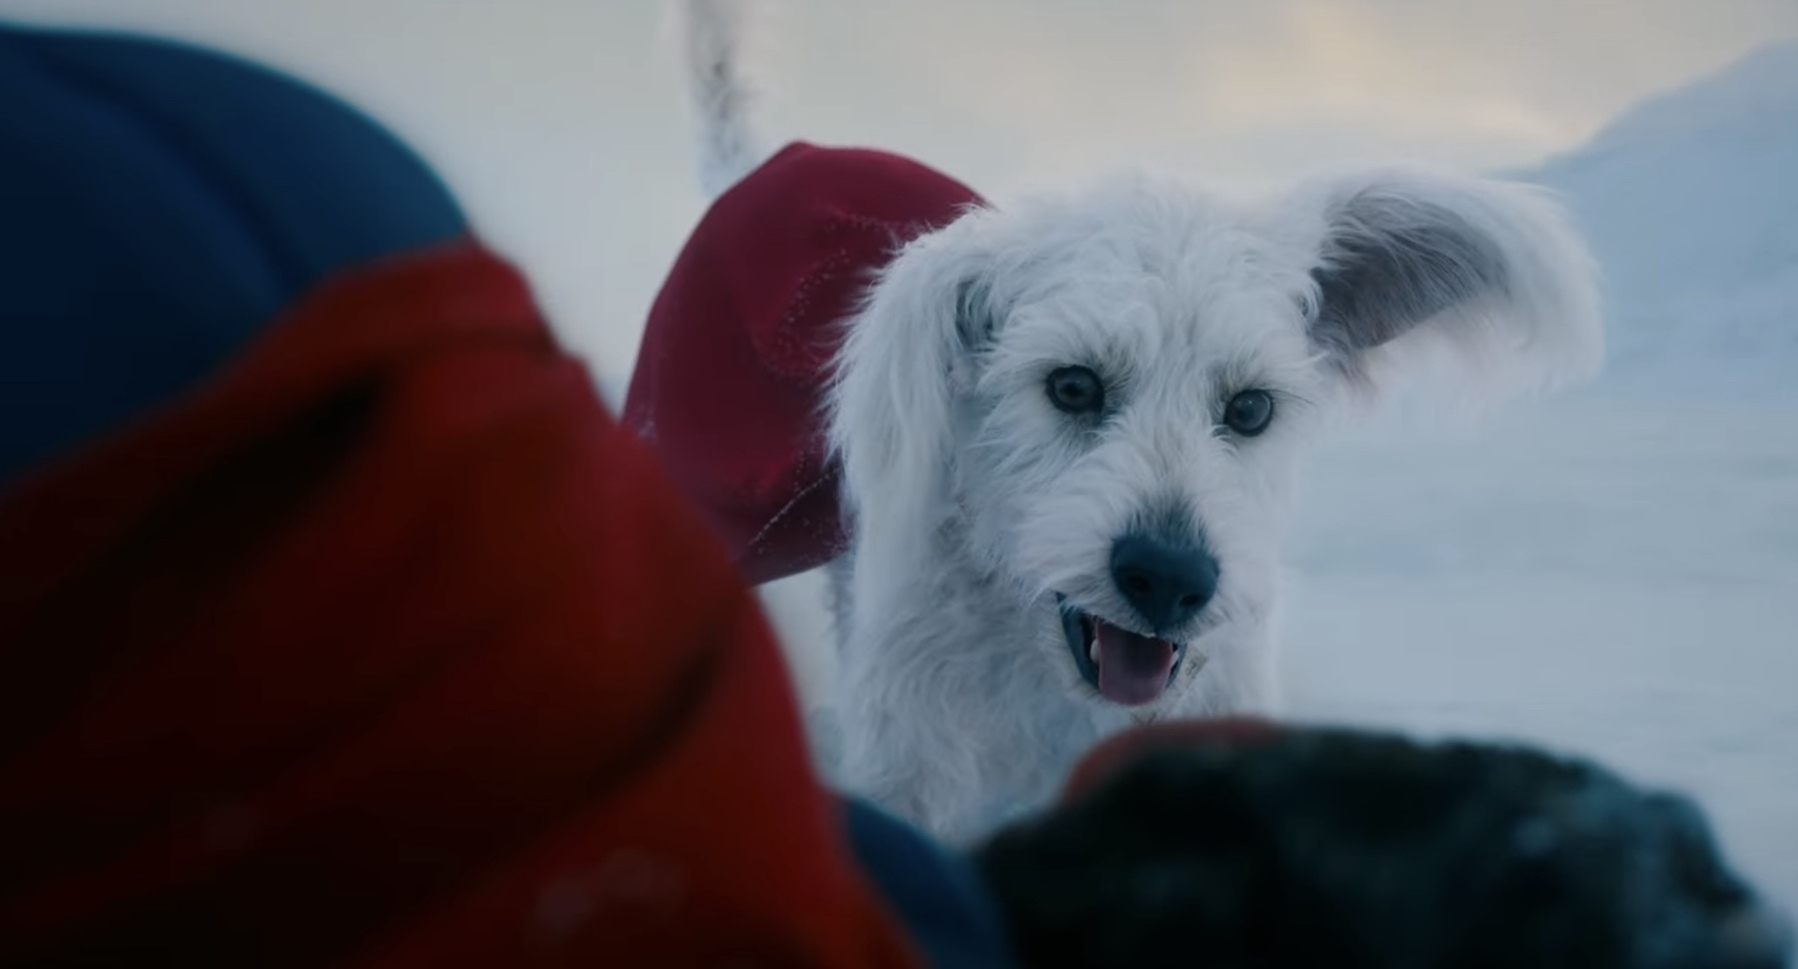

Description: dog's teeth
[1088,637,1099,663]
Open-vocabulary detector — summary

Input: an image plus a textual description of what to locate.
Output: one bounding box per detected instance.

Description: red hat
[625,142,984,585]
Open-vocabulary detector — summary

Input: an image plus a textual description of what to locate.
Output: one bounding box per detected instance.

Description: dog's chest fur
[817,524,1273,842]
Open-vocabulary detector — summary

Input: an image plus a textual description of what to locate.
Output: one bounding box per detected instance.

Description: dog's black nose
[1110,533,1220,632]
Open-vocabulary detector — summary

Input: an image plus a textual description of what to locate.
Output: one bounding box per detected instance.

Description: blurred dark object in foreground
[979,723,1790,969]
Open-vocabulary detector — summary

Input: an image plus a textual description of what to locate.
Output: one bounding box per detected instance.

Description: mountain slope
[1518,40,1798,395]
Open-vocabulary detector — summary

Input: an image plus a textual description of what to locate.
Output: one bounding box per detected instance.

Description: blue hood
[0,22,466,485]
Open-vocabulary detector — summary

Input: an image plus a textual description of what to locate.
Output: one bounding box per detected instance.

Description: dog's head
[829,166,1601,710]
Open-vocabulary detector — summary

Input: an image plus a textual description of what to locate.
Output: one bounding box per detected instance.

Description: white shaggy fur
[670,0,1604,843]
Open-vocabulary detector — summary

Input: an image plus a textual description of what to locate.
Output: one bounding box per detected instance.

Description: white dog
[659,0,1603,843]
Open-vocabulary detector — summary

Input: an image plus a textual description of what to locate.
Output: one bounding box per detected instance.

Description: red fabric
[0,241,924,969]
[625,142,984,585]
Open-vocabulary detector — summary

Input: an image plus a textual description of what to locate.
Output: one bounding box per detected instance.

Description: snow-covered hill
[1518,41,1798,397]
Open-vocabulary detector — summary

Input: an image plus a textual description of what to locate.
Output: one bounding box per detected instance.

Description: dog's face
[948,188,1324,709]
[830,166,1602,713]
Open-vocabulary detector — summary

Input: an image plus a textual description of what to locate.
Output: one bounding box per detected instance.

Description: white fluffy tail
[672,0,768,198]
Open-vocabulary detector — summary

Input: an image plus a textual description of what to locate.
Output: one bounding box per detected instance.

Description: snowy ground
[760,388,1798,913]
[1279,391,1798,914]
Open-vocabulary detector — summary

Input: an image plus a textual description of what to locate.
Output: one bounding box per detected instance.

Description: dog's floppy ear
[1290,167,1603,404]
[829,215,996,593]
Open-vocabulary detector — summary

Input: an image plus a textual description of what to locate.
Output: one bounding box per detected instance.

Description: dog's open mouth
[1058,598,1186,706]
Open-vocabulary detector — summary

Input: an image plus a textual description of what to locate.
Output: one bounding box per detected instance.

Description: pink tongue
[1094,620,1178,706]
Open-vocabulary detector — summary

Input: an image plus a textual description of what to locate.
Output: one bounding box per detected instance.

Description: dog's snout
[1110,533,1219,632]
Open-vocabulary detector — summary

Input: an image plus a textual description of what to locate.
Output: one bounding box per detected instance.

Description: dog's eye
[1223,389,1275,436]
[1046,366,1105,414]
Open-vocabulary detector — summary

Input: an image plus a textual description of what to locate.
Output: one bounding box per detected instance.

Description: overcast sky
[5,0,1796,389]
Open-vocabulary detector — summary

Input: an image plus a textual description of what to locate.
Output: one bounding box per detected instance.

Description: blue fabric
[843,798,1018,969]
[0,22,466,486]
